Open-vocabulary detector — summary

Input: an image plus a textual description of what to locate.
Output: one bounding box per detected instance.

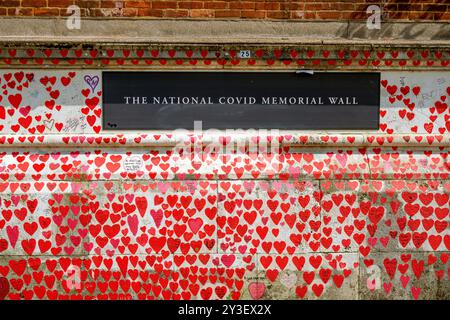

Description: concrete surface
[0,18,448,46]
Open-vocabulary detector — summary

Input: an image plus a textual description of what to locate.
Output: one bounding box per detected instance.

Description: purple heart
[84,75,99,92]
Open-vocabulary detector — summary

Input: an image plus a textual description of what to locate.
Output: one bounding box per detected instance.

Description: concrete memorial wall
[0,13,448,301]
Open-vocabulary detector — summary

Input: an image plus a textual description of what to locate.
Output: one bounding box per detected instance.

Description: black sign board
[102,72,380,130]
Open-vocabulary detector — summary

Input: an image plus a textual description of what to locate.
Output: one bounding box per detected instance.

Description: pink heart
[6,226,18,249]
[127,214,139,236]
[150,209,163,228]
[248,282,265,300]
[188,217,203,234]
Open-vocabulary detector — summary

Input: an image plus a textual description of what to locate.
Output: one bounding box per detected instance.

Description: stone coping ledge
[0,18,448,46]
[0,133,448,148]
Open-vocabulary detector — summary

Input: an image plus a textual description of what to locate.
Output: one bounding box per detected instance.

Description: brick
[0,0,20,7]
[34,8,61,16]
[280,2,303,11]
[137,8,163,16]
[214,9,240,18]
[255,2,280,11]
[204,1,228,10]
[48,0,75,8]
[290,10,308,19]
[297,11,315,19]
[189,9,214,17]
[438,11,450,20]
[386,10,411,20]
[88,8,118,16]
[403,4,423,11]
[305,3,331,11]
[125,1,151,8]
[422,4,448,12]
[336,3,355,11]
[163,9,189,17]
[99,1,119,8]
[74,0,100,7]
[23,0,48,7]
[267,11,289,19]
[121,8,137,16]
[151,1,177,9]
[8,7,34,15]
[230,2,255,10]
[241,10,265,19]
[315,10,342,20]
[178,1,203,9]
[343,11,365,20]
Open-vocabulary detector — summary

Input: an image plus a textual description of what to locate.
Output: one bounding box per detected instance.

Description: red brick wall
[0,0,449,20]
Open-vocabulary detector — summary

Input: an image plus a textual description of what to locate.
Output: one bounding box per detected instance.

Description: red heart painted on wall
[0,277,10,300]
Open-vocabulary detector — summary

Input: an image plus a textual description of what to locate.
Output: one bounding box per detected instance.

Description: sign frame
[102,71,381,131]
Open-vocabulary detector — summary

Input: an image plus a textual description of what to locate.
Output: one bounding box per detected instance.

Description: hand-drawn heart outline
[84,75,99,92]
